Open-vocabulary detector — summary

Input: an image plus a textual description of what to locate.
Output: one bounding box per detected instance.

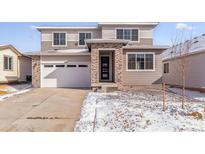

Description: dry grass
[0,90,7,95]
[0,85,9,89]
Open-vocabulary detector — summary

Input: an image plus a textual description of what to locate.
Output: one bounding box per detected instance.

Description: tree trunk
[162,82,166,111]
[182,64,185,109]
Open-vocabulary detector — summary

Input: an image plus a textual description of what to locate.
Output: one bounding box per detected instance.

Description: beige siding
[19,56,32,81]
[123,49,163,85]
[41,29,101,51]
[41,41,85,51]
[101,25,154,45]
[163,52,205,88]
[0,48,19,82]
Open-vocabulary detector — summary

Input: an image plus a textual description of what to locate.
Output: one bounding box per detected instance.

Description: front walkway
[0,88,90,132]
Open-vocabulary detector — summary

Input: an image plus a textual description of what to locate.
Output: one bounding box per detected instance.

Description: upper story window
[127,52,154,71]
[78,32,92,46]
[4,55,13,71]
[116,29,139,41]
[53,32,67,46]
[163,63,169,73]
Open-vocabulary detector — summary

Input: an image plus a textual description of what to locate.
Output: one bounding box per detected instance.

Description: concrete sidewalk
[0,88,90,132]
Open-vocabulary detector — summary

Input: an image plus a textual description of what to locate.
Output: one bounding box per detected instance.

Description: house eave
[123,45,169,50]
[86,39,129,44]
[36,26,98,32]
[27,49,91,56]
[162,48,205,62]
[98,22,159,27]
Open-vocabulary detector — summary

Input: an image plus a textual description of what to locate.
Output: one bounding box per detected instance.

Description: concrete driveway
[0,88,90,132]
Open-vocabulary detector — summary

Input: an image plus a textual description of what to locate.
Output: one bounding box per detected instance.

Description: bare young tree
[171,30,193,109]
[162,81,166,111]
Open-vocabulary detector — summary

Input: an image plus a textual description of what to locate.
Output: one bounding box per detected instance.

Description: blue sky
[0,22,205,53]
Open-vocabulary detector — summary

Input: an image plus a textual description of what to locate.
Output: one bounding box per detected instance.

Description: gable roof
[0,45,31,58]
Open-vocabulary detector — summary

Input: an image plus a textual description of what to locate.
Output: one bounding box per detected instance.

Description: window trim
[78,31,93,46]
[115,28,140,42]
[52,31,67,47]
[126,52,155,72]
[3,55,13,71]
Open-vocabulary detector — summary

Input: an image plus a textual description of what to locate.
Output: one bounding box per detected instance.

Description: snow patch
[0,83,32,101]
[169,88,205,102]
[75,91,205,132]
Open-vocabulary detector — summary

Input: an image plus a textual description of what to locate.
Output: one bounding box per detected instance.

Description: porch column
[91,48,99,84]
[31,55,41,88]
[115,48,123,89]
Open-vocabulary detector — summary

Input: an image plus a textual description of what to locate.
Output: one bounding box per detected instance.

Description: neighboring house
[0,45,32,83]
[162,34,205,91]
[29,22,168,90]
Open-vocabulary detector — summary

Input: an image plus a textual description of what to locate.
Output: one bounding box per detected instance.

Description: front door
[101,56,109,80]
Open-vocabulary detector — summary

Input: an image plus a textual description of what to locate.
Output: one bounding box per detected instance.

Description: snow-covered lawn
[0,83,32,101]
[169,87,205,102]
[75,90,205,132]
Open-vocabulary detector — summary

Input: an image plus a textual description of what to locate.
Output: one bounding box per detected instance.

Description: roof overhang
[86,39,129,48]
[98,22,159,27]
[162,48,205,61]
[36,26,98,32]
[27,49,91,56]
[86,39,129,44]
[123,45,169,50]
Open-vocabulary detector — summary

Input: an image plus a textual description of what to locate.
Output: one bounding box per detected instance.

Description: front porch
[89,42,126,91]
[91,82,118,92]
[92,50,116,92]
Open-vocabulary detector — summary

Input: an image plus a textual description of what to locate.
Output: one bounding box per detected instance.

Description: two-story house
[30,22,168,90]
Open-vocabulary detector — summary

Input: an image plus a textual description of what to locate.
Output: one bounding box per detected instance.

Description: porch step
[92,83,118,92]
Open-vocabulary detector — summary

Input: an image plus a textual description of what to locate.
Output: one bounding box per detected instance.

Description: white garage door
[41,62,91,88]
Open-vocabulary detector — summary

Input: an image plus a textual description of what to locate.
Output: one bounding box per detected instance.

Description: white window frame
[3,55,13,71]
[115,28,140,42]
[52,32,67,47]
[126,52,155,72]
[78,31,93,46]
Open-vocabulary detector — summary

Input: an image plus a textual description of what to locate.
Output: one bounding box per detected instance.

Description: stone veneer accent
[90,43,125,89]
[31,56,41,88]
[114,47,124,90]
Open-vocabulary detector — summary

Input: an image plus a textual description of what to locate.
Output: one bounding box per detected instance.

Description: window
[78,32,92,46]
[127,53,154,71]
[4,56,13,70]
[67,65,76,67]
[164,63,169,73]
[127,54,136,70]
[44,65,53,68]
[53,32,66,46]
[55,65,65,67]
[116,29,139,41]
[79,65,88,67]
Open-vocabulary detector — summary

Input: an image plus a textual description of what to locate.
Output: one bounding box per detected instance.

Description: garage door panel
[41,62,91,88]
